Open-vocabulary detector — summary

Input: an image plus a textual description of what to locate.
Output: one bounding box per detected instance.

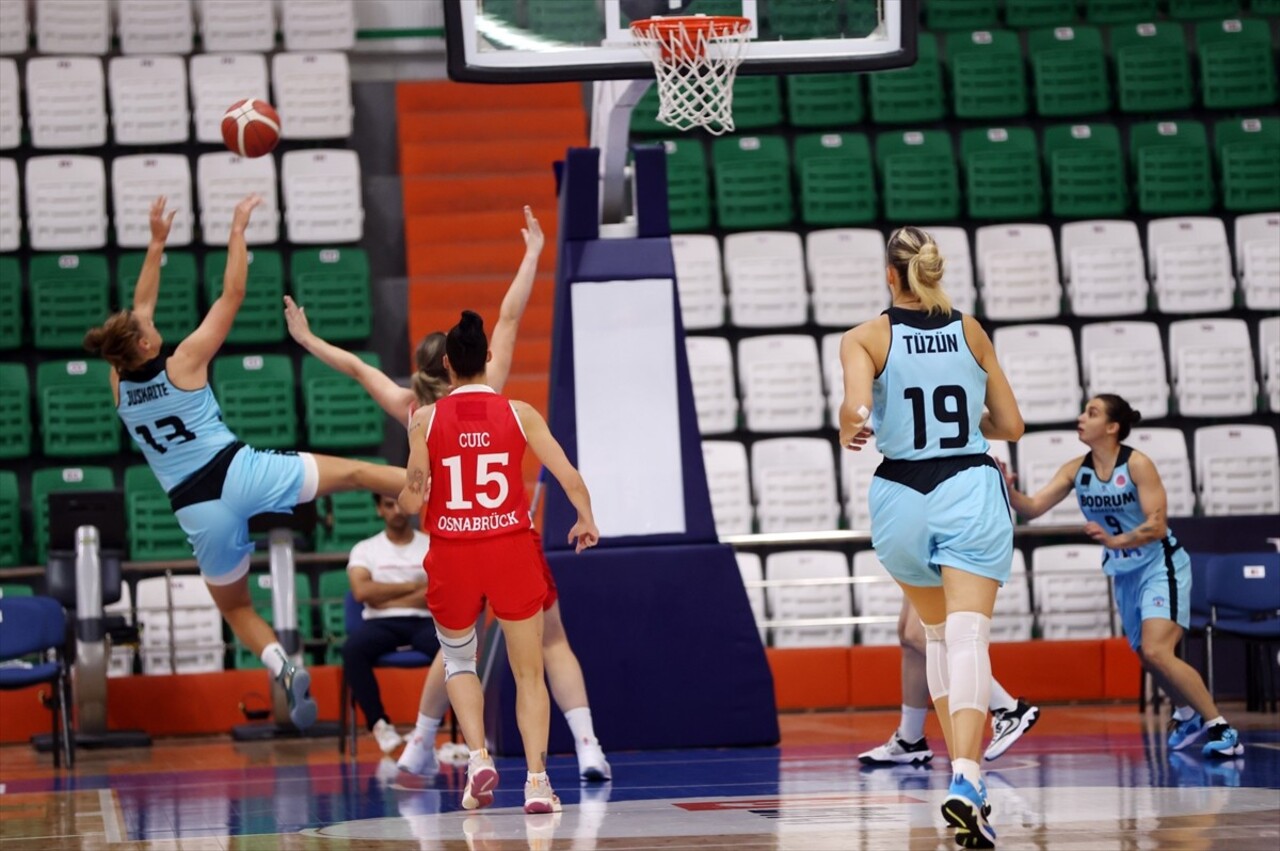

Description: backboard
[444,0,917,83]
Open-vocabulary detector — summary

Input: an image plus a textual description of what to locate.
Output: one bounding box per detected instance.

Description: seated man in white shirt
[345,493,437,754]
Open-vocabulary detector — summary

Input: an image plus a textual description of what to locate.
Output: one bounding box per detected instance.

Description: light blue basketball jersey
[117,354,237,492]
[1074,446,1181,576]
[872,308,990,461]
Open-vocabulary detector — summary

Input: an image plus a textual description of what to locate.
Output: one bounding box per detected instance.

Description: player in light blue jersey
[1001,394,1242,760]
[83,195,408,730]
[839,226,1025,850]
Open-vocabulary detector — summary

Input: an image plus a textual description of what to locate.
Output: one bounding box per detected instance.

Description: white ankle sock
[988,677,1017,714]
[260,642,288,678]
[564,706,597,747]
[899,704,929,743]
[527,770,548,783]
[1172,705,1196,722]
[414,713,442,742]
[1206,715,1227,728]
[952,757,982,788]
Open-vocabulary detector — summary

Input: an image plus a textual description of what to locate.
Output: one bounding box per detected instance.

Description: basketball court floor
[2,704,1277,850]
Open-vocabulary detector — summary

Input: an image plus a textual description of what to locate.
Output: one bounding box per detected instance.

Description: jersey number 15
[441,453,511,510]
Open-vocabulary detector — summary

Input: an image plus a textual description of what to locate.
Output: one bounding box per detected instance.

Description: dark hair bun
[1130,410,1143,425]
[460,310,483,333]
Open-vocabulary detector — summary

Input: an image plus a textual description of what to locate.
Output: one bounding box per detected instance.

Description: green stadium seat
[211,353,297,449]
[1196,18,1277,111]
[924,0,1000,30]
[1043,122,1129,217]
[1215,117,1280,212]
[794,132,877,226]
[29,253,110,350]
[302,353,386,449]
[658,139,713,232]
[0,362,30,460]
[1083,0,1159,24]
[869,32,946,124]
[124,465,190,562]
[0,583,34,597]
[0,471,20,567]
[1169,0,1244,19]
[526,0,602,43]
[0,257,21,350]
[316,460,385,554]
[961,127,1044,220]
[235,572,314,668]
[630,84,670,136]
[289,248,371,343]
[1111,21,1194,114]
[318,569,351,664]
[1130,120,1215,215]
[1251,0,1280,12]
[1005,0,1079,27]
[785,73,864,128]
[762,0,844,38]
[729,75,784,130]
[202,249,284,344]
[116,251,199,341]
[945,30,1028,119]
[31,466,116,565]
[1028,25,1110,117]
[36,359,119,458]
[875,129,961,222]
[711,135,794,230]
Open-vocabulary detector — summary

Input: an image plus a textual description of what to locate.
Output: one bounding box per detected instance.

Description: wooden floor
[1,704,1278,850]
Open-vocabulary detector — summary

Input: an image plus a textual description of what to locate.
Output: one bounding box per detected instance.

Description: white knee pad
[945,611,992,714]
[437,629,478,680]
[923,621,949,702]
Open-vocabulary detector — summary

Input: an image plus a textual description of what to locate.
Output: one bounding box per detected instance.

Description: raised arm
[838,325,876,451]
[131,196,177,322]
[963,315,1026,443]
[487,206,544,394]
[398,405,433,515]
[172,195,261,372]
[284,295,416,420]
[514,401,599,553]
[1084,452,1169,549]
[1000,457,1079,521]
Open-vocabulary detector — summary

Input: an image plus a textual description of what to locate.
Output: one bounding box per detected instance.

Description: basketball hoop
[629,15,752,135]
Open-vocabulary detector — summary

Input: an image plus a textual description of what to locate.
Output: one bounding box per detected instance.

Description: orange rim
[630,15,751,62]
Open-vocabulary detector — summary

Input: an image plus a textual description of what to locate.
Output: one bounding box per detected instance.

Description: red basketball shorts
[425,530,548,630]
[528,528,558,610]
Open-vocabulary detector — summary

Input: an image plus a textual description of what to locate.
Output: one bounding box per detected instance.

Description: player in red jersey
[398,310,599,815]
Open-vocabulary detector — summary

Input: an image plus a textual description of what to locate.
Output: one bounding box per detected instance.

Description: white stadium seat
[737,334,825,433]
[840,439,883,532]
[685,335,739,435]
[1146,217,1235,314]
[281,149,363,244]
[281,0,356,51]
[199,0,275,52]
[118,0,193,55]
[751,437,840,534]
[136,575,225,674]
[25,57,107,149]
[670,234,726,330]
[190,53,270,145]
[271,52,354,140]
[1080,321,1170,421]
[0,58,20,150]
[1016,430,1086,526]
[1032,544,1112,640]
[105,582,134,678]
[766,551,853,648]
[1167,318,1256,417]
[735,552,768,644]
[1059,220,1148,317]
[702,440,754,536]
[196,152,279,245]
[36,0,110,55]
[0,0,29,54]
[108,56,190,145]
[805,228,888,328]
[926,226,977,314]
[1194,425,1280,517]
[851,550,899,646]
[994,324,1082,424]
[111,155,193,248]
[1259,316,1280,414]
[992,550,1033,642]
[0,158,18,252]
[1235,212,1280,312]
[24,155,107,250]
[723,231,808,328]
[1128,428,1195,518]
[821,331,842,428]
[975,223,1062,320]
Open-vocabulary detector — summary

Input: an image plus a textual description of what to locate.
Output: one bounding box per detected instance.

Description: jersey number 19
[903,385,969,450]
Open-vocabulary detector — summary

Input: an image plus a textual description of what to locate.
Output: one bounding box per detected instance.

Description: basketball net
[630,15,752,135]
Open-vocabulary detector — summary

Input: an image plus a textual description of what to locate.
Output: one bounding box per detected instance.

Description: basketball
[221,99,281,159]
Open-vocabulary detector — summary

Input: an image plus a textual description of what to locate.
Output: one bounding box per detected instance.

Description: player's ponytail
[888,226,952,317]
[445,310,489,379]
[1097,393,1141,441]
[83,310,147,372]
[411,332,450,405]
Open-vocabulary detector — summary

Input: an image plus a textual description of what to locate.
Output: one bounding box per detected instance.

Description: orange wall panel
[766,647,852,710]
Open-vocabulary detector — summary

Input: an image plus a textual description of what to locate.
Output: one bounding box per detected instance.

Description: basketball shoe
[462,750,499,810]
[858,734,934,766]
[984,698,1040,761]
[276,660,317,730]
[942,773,996,849]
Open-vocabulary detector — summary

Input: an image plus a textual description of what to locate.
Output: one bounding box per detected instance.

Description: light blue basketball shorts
[1112,548,1191,651]
[869,457,1015,588]
[172,446,319,586]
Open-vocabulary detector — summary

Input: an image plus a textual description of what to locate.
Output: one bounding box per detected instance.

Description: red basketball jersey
[423,385,532,540]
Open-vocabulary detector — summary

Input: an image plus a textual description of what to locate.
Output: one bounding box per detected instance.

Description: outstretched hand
[230,194,262,234]
[149,196,177,243]
[521,205,544,255]
[568,518,599,554]
[283,295,312,343]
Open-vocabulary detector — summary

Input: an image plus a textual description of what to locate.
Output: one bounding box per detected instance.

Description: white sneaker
[577,738,612,781]
[462,750,499,810]
[373,719,404,755]
[523,776,562,814]
[396,730,440,777]
[983,698,1040,762]
[858,733,934,766]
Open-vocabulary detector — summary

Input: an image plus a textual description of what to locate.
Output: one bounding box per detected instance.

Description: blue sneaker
[276,661,317,730]
[1201,723,1243,758]
[942,773,996,849]
[1166,713,1206,751]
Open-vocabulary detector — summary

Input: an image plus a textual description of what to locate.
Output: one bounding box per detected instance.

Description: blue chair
[1207,552,1280,712]
[0,596,74,767]
[337,590,432,756]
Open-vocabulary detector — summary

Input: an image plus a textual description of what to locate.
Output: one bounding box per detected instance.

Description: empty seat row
[0,0,355,56]
[0,52,353,149]
[0,149,364,251]
[925,0,1275,29]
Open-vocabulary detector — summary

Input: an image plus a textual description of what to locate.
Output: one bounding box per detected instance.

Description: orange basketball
[221,99,281,158]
